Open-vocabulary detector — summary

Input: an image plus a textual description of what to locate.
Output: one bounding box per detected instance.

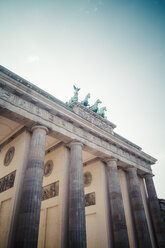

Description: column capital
[67,139,84,148]
[31,125,48,133]
[104,157,118,169]
[143,173,154,179]
[104,157,118,163]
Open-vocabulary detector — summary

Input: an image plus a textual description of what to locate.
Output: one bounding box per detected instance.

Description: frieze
[42,181,59,201]
[0,88,54,123]
[71,102,116,135]
[0,88,14,101]
[0,171,16,193]
[85,192,96,207]
[0,87,155,170]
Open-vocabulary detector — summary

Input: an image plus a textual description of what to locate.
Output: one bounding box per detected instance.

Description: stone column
[68,140,87,248]
[14,125,48,248]
[144,174,165,248]
[127,167,152,248]
[106,158,129,248]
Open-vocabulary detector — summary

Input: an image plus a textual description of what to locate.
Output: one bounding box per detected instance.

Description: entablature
[0,67,157,174]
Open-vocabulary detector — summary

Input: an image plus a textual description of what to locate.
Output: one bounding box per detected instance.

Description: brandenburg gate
[0,65,164,248]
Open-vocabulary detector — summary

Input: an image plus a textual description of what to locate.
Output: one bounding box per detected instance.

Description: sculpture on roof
[67,85,80,105]
[89,99,102,113]
[66,86,107,119]
[81,93,90,107]
[97,106,107,119]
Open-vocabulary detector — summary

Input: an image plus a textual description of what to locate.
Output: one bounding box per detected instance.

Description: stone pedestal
[14,125,48,248]
[68,140,87,248]
[106,158,129,248]
[144,174,165,248]
[127,167,152,248]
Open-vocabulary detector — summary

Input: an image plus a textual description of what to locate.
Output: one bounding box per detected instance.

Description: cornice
[0,66,157,167]
[0,65,71,111]
[70,101,116,130]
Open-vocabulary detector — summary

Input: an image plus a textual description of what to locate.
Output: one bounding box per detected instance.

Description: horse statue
[97,106,107,118]
[66,85,80,105]
[89,99,102,113]
[81,93,91,107]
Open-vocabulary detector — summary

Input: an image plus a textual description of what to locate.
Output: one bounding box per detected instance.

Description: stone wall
[0,131,31,247]
[38,148,111,248]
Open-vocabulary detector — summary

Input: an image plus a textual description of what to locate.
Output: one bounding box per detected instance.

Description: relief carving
[35,106,41,116]
[4,147,15,166]
[0,87,153,169]
[85,192,96,207]
[18,99,28,109]
[0,88,12,100]
[44,160,54,177]
[84,172,92,187]
[42,181,59,201]
[0,171,16,193]
[71,102,115,134]
[48,114,54,122]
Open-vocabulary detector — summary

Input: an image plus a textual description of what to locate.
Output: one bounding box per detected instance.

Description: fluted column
[14,125,48,248]
[106,158,129,248]
[144,174,165,248]
[127,167,152,248]
[68,140,87,248]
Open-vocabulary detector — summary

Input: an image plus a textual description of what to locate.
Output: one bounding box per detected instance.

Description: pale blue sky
[0,0,165,197]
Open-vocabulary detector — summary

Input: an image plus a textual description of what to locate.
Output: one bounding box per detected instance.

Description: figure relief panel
[44,160,54,177]
[4,147,15,166]
[84,171,92,187]
[85,192,96,207]
[0,171,16,193]
[42,181,59,201]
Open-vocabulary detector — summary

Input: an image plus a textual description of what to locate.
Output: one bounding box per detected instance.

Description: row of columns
[10,125,165,248]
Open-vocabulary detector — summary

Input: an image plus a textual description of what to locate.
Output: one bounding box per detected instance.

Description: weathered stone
[42,181,59,201]
[4,146,15,166]
[106,158,129,248]
[85,192,96,207]
[68,140,87,248]
[0,171,16,193]
[127,167,152,248]
[83,171,92,187]
[144,174,165,248]
[0,66,161,248]
[0,86,156,171]
[14,125,48,248]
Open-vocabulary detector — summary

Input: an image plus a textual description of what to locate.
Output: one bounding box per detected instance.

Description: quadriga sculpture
[89,99,102,113]
[81,93,91,106]
[66,85,80,105]
[98,106,107,118]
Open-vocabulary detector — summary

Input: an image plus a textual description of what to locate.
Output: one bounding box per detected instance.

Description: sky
[0,0,165,198]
